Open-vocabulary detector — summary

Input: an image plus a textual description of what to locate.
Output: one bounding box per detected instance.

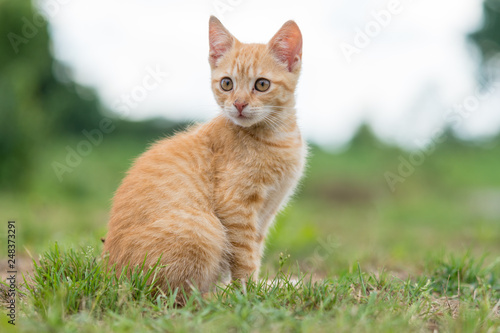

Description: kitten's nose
[234,100,248,114]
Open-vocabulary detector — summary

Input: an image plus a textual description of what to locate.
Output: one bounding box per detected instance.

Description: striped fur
[103,16,306,299]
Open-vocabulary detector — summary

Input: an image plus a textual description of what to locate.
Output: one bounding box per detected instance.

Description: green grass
[1,245,499,332]
[1,132,500,331]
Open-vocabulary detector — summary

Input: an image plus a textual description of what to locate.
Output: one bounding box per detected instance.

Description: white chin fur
[228,116,258,127]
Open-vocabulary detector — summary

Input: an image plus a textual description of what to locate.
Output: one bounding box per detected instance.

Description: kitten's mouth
[227,112,258,127]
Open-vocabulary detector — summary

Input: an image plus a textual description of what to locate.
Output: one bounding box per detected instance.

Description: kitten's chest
[249,142,305,188]
[214,133,306,209]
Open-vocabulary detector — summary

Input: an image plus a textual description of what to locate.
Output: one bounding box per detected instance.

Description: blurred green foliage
[470,0,500,76]
[0,0,186,191]
[0,0,103,189]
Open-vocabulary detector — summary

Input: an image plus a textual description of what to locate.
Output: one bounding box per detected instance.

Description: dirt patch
[306,181,374,203]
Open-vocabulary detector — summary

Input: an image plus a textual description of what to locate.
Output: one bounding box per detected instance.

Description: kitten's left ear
[209,16,235,68]
[268,20,303,72]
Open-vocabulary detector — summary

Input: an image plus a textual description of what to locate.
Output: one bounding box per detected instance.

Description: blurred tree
[349,123,378,149]
[470,0,500,78]
[0,0,189,192]
[0,0,103,190]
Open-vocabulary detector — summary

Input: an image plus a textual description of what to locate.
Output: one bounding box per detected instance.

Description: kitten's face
[209,17,302,128]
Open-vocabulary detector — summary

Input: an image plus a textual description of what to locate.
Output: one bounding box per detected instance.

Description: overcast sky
[39,0,500,148]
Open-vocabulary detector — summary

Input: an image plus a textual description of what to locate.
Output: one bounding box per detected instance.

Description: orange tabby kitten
[103,16,306,296]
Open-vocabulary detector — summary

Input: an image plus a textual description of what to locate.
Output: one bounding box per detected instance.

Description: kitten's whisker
[270,115,289,131]
[262,106,295,110]
[262,114,283,132]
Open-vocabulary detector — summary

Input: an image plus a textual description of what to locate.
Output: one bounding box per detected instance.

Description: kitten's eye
[255,78,270,92]
[255,79,271,92]
[220,77,233,91]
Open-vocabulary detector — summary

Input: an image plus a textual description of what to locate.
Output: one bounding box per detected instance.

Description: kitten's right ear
[209,16,234,68]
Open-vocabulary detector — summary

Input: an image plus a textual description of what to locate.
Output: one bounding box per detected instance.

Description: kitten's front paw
[240,279,248,295]
[231,278,248,295]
